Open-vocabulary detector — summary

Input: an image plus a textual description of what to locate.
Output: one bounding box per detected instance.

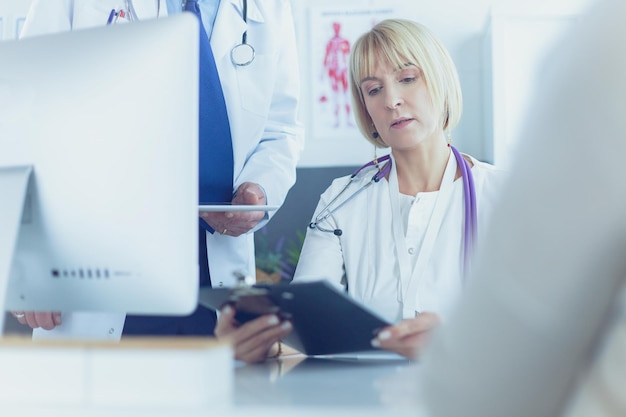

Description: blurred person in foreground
[419,1,626,416]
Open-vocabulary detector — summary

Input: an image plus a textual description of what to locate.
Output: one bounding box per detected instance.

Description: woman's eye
[367,87,381,96]
[401,77,416,83]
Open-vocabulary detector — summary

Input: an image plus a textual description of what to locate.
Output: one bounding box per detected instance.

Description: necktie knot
[184,0,200,13]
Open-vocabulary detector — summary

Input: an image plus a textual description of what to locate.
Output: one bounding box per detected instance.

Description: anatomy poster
[309,6,398,140]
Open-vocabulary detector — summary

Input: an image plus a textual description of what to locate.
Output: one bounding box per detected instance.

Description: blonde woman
[291,19,506,359]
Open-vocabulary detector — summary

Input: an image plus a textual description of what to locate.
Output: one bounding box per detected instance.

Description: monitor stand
[0,165,32,335]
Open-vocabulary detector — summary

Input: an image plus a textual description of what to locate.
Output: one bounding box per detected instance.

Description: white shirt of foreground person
[293,152,505,323]
[20,0,303,340]
[419,1,626,416]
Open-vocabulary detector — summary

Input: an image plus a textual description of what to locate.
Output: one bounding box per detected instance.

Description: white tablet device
[198,204,279,212]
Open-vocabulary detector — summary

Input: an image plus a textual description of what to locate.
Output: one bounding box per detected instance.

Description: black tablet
[198,281,391,356]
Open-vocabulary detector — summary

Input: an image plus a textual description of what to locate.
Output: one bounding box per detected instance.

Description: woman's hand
[11,311,62,330]
[214,305,293,364]
[371,312,441,360]
[199,182,267,237]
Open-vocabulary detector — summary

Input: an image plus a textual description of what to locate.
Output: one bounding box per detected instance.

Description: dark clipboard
[198,280,391,356]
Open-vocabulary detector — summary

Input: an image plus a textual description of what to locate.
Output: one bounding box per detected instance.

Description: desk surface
[3,352,430,416]
[235,353,426,411]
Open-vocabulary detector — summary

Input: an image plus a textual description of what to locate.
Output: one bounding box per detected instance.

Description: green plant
[254,228,306,281]
[254,229,284,274]
[279,229,305,280]
[256,251,283,274]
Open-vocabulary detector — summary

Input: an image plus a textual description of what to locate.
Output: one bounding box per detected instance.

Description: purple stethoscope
[309,145,477,271]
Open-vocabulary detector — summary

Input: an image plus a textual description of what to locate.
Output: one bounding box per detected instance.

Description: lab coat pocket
[73,2,127,29]
[235,53,277,117]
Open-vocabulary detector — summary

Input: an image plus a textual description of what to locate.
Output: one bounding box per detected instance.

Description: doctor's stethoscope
[308,145,477,268]
[118,0,255,66]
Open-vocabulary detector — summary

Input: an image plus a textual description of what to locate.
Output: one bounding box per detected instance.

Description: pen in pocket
[106,9,116,25]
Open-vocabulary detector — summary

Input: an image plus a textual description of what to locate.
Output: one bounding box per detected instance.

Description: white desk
[235,353,420,408]
[2,352,430,417]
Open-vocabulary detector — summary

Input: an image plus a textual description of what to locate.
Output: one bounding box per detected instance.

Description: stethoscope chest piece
[231,42,255,66]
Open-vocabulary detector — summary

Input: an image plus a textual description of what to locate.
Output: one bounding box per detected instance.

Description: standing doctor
[14,0,303,357]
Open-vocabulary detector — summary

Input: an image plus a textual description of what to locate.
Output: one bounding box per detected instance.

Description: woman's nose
[385,88,402,110]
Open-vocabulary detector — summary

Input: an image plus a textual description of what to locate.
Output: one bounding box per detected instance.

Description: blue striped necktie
[185,0,234,214]
[185,0,234,287]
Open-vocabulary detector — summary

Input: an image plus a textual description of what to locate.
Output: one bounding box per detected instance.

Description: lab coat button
[108,328,115,334]
[408,247,415,255]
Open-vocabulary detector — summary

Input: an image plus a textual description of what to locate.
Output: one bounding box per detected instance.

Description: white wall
[1,0,597,167]
[291,0,595,167]
[484,11,580,168]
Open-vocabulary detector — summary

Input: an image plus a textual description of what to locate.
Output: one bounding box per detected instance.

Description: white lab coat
[292,152,506,324]
[21,0,303,340]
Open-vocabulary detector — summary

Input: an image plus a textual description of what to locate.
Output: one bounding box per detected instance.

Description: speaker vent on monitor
[51,268,110,279]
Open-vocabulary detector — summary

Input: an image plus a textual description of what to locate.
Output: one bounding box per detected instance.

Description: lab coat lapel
[211,0,254,62]
[388,161,413,309]
[129,0,165,19]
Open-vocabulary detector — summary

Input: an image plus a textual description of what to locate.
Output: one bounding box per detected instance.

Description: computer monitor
[0,14,200,324]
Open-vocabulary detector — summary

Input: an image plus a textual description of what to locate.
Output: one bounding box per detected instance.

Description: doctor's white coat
[293,153,505,324]
[21,0,304,340]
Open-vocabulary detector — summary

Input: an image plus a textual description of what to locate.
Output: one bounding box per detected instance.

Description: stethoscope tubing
[230,0,255,66]
[310,146,477,274]
[450,145,477,274]
[310,155,392,228]
[313,178,373,226]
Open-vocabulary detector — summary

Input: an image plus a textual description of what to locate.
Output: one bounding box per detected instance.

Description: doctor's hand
[214,305,292,364]
[11,311,62,330]
[199,182,267,237]
[371,312,441,360]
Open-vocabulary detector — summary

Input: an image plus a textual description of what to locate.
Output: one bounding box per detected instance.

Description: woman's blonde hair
[349,19,463,147]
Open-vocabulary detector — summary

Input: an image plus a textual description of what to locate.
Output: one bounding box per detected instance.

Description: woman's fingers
[214,307,293,364]
[394,312,441,337]
[234,321,292,364]
[371,312,442,359]
[215,305,238,336]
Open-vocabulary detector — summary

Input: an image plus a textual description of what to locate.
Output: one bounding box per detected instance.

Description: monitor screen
[0,14,200,317]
